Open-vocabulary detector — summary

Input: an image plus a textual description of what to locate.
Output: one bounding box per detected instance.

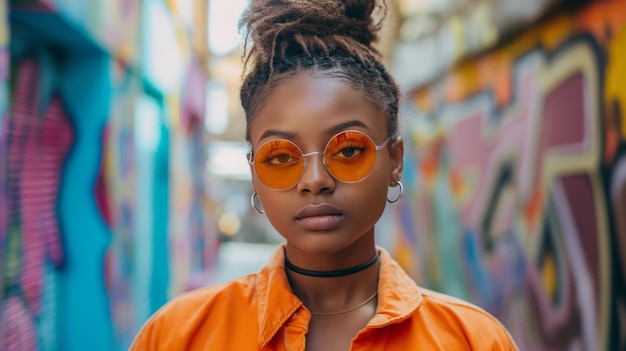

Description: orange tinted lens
[254,139,304,189]
[325,131,376,182]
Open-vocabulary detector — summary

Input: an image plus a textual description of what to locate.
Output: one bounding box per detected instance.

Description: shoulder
[130,274,259,349]
[373,250,518,349]
[415,288,519,350]
[161,274,258,316]
[418,287,500,323]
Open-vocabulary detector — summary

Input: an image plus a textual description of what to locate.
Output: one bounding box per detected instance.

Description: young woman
[130,0,519,350]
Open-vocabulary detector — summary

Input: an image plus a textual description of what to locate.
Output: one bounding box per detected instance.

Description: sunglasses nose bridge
[298,148,336,185]
[300,150,329,174]
[301,150,324,158]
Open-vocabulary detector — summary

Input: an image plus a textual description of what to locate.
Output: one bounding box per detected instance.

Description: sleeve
[490,323,520,351]
[468,308,520,351]
[421,288,520,350]
[128,311,167,350]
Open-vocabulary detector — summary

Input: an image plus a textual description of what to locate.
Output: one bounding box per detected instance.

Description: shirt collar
[256,244,303,348]
[255,244,423,347]
[368,246,423,327]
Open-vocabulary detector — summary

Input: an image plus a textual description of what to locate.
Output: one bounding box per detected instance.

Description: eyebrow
[259,129,297,141]
[326,120,369,135]
[258,120,370,142]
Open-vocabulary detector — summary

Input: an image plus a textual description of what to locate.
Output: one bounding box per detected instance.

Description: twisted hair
[239,0,399,142]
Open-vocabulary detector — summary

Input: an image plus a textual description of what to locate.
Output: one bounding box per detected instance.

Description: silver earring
[250,192,265,214]
[387,181,404,203]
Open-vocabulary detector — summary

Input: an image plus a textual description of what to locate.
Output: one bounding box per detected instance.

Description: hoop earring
[250,192,265,214]
[387,181,404,203]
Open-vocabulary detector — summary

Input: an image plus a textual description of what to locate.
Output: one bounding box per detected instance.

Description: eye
[262,151,300,166]
[256,140,302,166]
[332,143,366,159]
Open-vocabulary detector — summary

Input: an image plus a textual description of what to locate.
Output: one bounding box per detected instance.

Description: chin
[288,230,368,255]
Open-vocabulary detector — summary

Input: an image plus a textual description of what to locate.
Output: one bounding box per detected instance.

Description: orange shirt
[130,245,518,350]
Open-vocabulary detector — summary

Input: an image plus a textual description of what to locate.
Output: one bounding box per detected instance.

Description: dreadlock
[239,0,399,143]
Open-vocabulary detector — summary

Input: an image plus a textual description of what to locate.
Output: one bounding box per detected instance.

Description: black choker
[284,251,379,278]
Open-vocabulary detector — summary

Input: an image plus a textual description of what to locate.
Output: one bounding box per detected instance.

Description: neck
[284,250,379,278]
[285,246,380,312]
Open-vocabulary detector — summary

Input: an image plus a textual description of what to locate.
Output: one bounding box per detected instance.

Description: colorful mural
[0,6,8,346]
[393,0,626,349]
[168,57,220,296]
[98,60,143,349]
[2,21,117,349]
[1,53,75,349]
[2,1,196,350]
[96,6,209,350]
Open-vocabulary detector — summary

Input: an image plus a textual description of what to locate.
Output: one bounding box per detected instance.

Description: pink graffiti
[1,58,73,349]
[1,295,37,351]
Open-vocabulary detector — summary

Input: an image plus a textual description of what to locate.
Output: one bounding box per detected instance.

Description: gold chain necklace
[310,291,378,316]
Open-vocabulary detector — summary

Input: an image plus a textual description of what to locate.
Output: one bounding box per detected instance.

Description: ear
[249,166,258,193]
[248,152,258,193]
[388,137,404,186]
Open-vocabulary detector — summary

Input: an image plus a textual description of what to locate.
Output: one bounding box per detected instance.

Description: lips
[295,203,344,231]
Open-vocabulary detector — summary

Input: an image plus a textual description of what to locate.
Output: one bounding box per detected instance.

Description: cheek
[254,185,291,224]
[368,164,394,207]
[365,182,389,212]
[344,172,389,214]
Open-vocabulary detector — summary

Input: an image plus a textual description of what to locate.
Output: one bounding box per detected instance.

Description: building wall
[393,1,626,349]
[0,1,212,350]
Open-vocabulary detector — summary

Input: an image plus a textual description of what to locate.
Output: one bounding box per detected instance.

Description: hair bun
[240,0,385,64]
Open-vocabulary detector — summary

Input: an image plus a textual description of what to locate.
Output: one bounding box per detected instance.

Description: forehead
[249,73,387,146]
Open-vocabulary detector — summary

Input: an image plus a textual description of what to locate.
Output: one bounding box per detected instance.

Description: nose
[296,153,335,194]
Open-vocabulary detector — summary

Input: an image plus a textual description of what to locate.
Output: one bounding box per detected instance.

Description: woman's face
[249,73,403,256]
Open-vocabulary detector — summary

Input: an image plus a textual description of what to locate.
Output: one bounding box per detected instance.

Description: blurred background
[0,0,625,350]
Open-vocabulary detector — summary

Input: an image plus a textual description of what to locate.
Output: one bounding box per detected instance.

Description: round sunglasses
[248,130,391,190]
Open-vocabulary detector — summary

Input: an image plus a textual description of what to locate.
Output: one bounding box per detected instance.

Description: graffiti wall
[0,6,7,346]
[168,57,220,296]
[1,1,203,350]
[0,46,75,351]
[97,60,146,349]
[393,0,626,350]
[1,13,114,349]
